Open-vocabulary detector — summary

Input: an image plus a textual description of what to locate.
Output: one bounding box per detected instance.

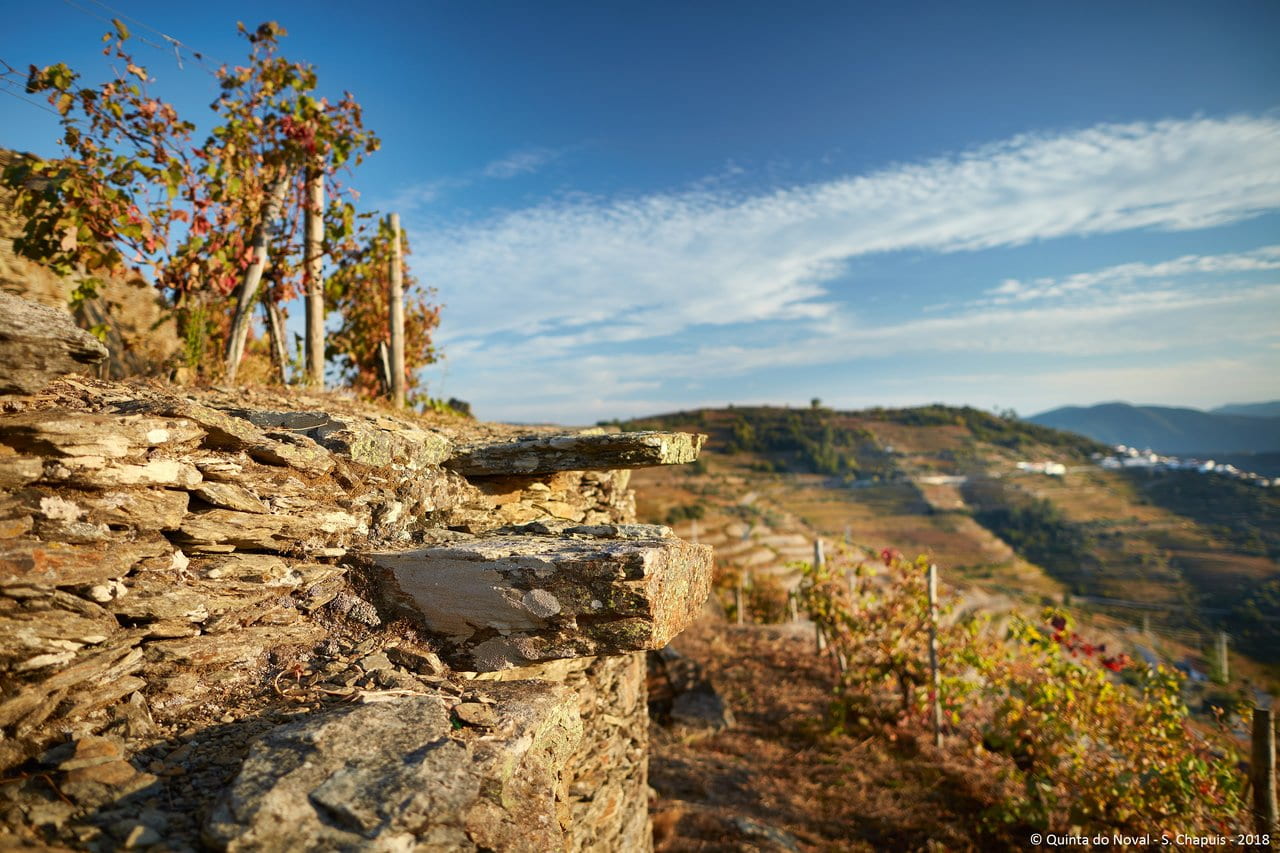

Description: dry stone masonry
[0,294,712,851]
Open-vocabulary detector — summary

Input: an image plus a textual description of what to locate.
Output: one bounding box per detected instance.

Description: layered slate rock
[446,430,705,476]
[0,291,108,394]
[205,682,582,852]
[0,374,709,850]
[367,523,713,671]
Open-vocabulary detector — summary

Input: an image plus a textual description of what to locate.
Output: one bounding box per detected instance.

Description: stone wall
[0,299,711,850]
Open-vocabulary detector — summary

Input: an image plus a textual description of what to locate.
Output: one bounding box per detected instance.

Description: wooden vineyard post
[814,539,826,653]
[735,574,745,626]
[226,175,291,381]
[304,168,325,388]
[927,562,943,749]
[262,298,289,385]
[1215,631,1230,683]
[377,341,392,393]
[1254,707,1278,836]
[787,590,798,623]
[388,213,406,408]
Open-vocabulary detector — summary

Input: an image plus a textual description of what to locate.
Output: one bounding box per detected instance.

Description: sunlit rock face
[367,524,713,671]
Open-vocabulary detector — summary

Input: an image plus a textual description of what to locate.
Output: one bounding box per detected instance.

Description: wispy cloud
[981,245,1280,305]
[386,146,570,212]
[412,114,1280,421]
[419,115,1280,344]
[480,147,566,179]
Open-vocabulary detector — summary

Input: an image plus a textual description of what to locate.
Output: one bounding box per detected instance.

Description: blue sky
[2,1,1278,423]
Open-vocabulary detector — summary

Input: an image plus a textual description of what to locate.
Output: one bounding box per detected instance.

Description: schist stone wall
[0,293,712,851]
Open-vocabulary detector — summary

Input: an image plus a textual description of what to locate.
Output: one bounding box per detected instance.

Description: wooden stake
[303,168,325,388]
[734,579,744,626]
[1215,631,1230,683]
[927,562,943,749]
[377,340,392,393]
[1253,707,1277,836]
[388,212,406,408]
[261,297,288,385]
[813,539,826,654]
[226,175,290,381]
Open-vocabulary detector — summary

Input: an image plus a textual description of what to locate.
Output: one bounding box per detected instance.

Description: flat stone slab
[366,524,713,671]
[0,291,108,394]
[0,410,205,460]
[445,431,705,476]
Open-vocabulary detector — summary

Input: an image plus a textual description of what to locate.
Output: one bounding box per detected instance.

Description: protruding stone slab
[109,397,334,477]
[17,486,190,531]
[313,416,452,469]
[223,410,453,470]
[0,535,171,588]
[445,431,705,476]
[0,411,205,459]
[205,683,582,852]
[0,291,108,394]
[365,524,713,671]
[176,507,363,553]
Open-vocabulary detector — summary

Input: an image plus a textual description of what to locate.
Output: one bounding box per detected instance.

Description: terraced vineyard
[625,405,1280,675]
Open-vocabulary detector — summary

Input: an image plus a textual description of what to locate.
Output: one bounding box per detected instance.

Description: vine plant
[2,20,388,381]
[797,548,1247,837]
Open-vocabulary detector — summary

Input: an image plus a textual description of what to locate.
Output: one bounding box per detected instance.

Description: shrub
[980,611,1245,835]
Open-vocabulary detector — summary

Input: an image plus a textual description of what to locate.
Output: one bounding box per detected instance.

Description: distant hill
[1212,401,1280,418]
[1028,402,1280,455]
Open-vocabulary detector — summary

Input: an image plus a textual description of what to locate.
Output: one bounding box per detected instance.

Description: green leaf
[112,18,130,40]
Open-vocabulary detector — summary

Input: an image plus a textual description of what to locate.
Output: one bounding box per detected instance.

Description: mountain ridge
[1212,401,1280,418]
[1028,401,1280,455]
